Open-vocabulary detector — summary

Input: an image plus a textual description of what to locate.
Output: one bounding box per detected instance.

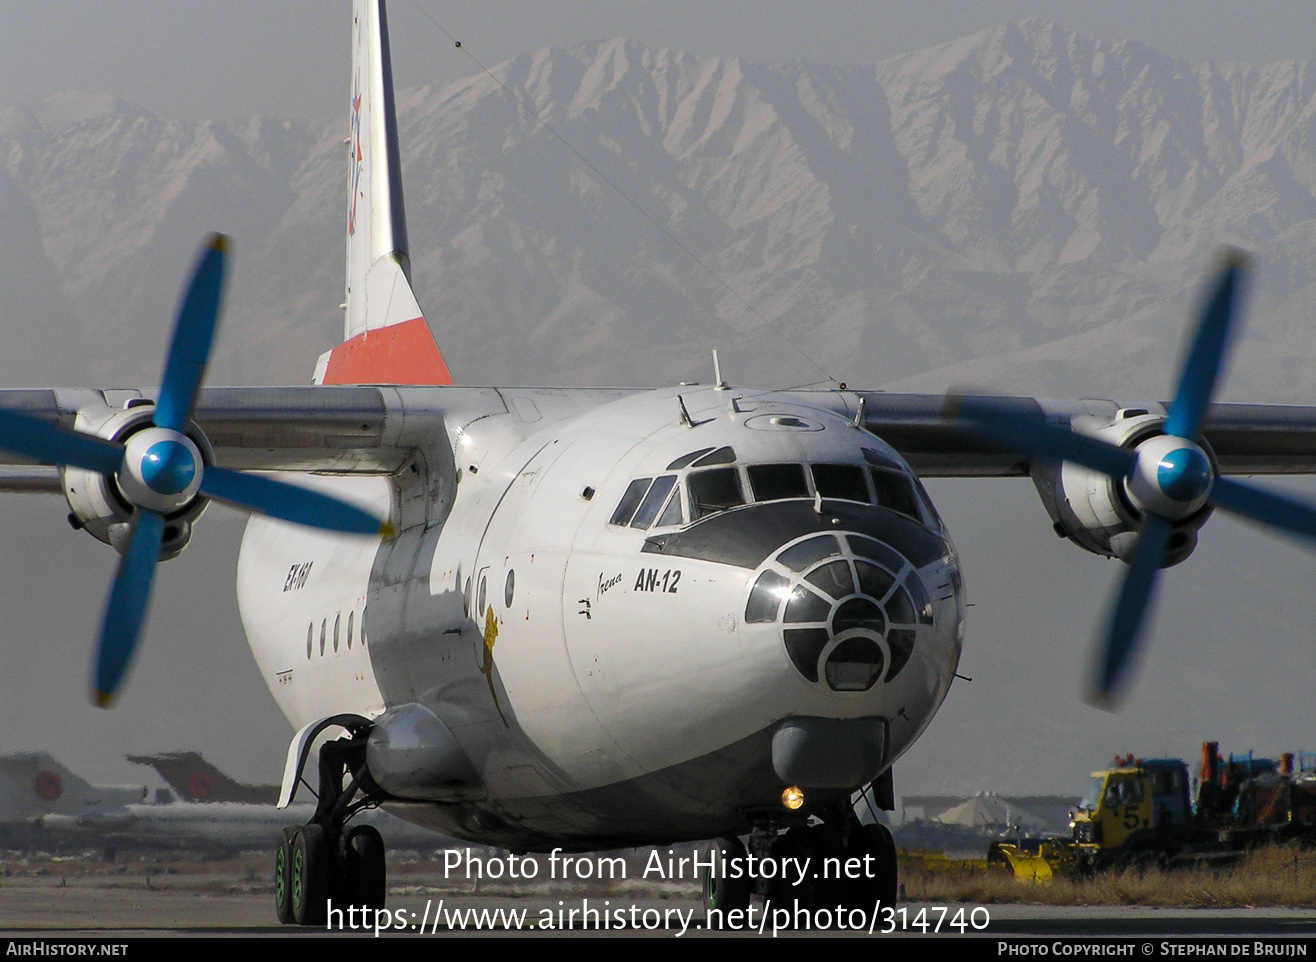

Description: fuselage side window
[811,463,870,504]
[688,467,745,520]
[610,478,653,526]
[747,463,810,502]
[631,475,678,529]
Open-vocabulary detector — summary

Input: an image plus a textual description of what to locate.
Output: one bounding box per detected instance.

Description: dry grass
[899,846,1316,908]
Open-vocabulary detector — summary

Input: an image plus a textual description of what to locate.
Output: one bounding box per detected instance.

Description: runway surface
[1,853,1314,938]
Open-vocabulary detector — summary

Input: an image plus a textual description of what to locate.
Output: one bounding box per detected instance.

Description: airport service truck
[991,742,1316,879]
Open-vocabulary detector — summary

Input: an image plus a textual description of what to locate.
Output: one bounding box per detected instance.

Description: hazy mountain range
[5,17,1316,403]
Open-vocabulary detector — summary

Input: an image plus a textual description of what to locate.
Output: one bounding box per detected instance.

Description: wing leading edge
[847,393,1316,478]
[4,387,1316,487]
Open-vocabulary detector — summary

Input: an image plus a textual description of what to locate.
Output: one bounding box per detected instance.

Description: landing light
[781,786,805,810]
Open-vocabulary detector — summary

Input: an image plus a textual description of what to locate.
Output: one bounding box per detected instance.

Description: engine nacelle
[1029,410,1214,568]
[61,401,214,562]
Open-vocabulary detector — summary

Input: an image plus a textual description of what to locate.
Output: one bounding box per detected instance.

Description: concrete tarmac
[2,853,1314,938]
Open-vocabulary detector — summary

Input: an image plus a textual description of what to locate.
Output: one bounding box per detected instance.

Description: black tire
[341,824,387,911]
[768,828,815,917]
[846,823,897,910]
[291,824,331,926]
[274,827,298,924]
[702,836,750,925]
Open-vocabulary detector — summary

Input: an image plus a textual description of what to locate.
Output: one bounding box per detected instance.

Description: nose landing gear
[703,796,898,929]
[766,819,897,916]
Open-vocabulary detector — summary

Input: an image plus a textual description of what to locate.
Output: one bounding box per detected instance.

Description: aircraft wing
[0,384,630,491]
[846,393,1316,478]
[6,387,1316,488]
[0,386,413,491]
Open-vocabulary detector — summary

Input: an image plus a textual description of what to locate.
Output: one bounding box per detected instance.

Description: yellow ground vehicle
[1068,756,1192,871]
[992,743,1316,879]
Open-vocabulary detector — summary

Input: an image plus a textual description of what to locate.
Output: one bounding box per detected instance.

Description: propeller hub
[1156,446,1212,504]
[119,428,204,514]
[141,439,197,495]
[1125,434,1214,521]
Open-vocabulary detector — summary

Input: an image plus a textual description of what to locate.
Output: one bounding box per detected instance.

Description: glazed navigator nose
[744,531,933,693]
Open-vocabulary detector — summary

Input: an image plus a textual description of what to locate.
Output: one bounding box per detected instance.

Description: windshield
[1078,775,1104,812]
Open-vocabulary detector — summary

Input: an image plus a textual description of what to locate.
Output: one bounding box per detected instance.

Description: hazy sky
[2,1,1314,821]
[5,1,1316,121]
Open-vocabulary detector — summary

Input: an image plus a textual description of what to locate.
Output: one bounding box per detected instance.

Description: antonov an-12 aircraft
[4,0,1316,928]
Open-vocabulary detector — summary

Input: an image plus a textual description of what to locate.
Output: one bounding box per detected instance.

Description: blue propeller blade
[1210,476,1316,542]
[93,509,166,707]
[154,235,228,433]
[0,408,124,475]
[948,396,1137,478]
[199,466,394,537]
[1164,251,1250,440]
[1089,515,1173,708]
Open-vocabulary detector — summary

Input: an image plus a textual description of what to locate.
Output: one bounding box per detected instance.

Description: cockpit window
[610,477,652,526]
[619,450,940,531]
[870,468,921,518]
[748,463,809,502]
[811,463,869,503]
[630,475,678,529]
[861,447,903,471]
[667,448,715,471]
[911,475,945,529]
[656,487,684,527]
[692,446,737,467]
[688,467,745,520]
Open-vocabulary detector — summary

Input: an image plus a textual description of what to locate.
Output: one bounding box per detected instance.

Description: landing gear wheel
[291,824,331,926]
[702,836,750,924]
[768,827,815,917]
[844,823,897,909]
[806,824,847,917]
[341,824,387,910]
[274,827,297,924]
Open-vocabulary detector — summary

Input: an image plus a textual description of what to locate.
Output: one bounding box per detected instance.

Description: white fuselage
[236,385,964,849]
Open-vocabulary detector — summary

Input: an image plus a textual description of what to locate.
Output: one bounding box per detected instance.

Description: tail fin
[126,751,279,804]
[0,752,145,818]
[315,0,453,386]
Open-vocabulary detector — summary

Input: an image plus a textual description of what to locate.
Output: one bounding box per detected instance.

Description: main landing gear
[703,803,898,928]
[274,734,387,926]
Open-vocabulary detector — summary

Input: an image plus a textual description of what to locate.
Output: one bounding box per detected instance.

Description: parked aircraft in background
[0,751,294,854]
[0,752,145,838]
[127,751,278,805]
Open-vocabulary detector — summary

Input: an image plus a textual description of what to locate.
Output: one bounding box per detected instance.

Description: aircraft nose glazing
[745,531,933,693]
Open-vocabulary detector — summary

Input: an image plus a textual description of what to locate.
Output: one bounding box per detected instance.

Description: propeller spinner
[947,250,1316,708]
[0,235,395,707]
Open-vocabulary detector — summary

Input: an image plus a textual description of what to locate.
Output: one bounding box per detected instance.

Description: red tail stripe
[322,316,454,386]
